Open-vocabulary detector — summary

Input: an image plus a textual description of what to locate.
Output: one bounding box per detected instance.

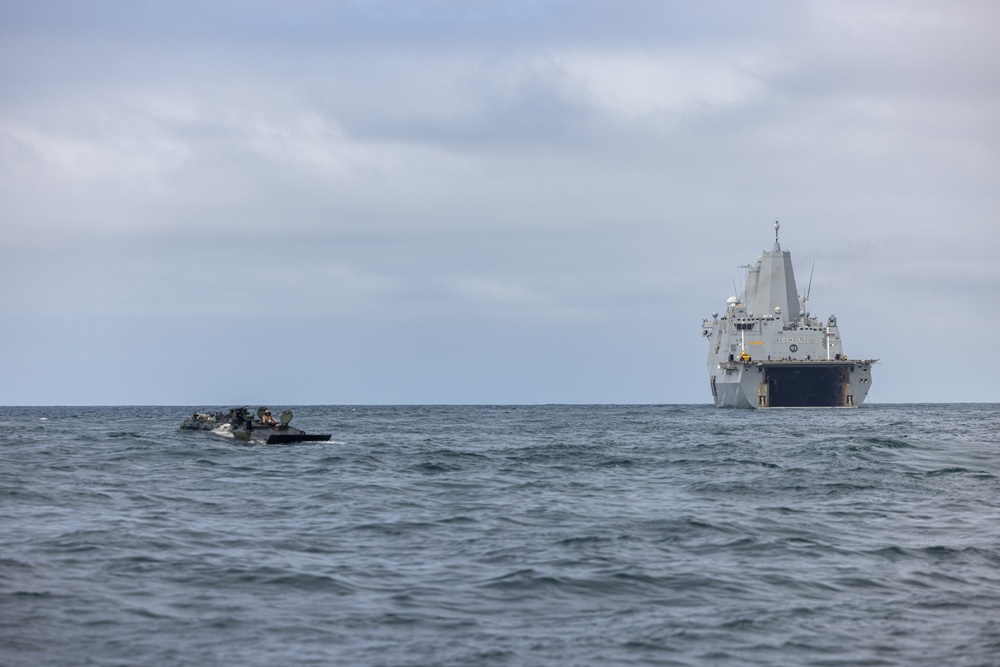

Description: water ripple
[1,404,999,667]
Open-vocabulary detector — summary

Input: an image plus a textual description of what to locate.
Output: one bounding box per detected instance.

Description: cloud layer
[2,1,998,404]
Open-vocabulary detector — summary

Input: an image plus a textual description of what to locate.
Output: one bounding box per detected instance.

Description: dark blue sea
[2,404,999,666]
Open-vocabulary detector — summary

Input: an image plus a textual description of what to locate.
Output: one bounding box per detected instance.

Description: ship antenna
[805,260,815,303]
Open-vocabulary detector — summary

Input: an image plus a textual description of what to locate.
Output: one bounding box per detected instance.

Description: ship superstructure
[701,222,875,408]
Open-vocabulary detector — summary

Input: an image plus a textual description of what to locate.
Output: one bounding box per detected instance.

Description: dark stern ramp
[765,364,850,407]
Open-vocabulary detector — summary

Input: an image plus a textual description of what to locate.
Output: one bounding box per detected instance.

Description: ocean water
[1,404,999,667]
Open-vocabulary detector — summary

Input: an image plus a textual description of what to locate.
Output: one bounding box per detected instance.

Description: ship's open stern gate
[750,359,874,408]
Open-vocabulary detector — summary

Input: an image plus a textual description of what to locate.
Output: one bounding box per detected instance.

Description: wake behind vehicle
[180,406,332,444]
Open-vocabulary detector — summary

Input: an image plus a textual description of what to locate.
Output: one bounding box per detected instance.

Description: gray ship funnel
[744,221,800,324]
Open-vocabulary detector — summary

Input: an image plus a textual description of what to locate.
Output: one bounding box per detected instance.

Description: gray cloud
[2,0,998,404]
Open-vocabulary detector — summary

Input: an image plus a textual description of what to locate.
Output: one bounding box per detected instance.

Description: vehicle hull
[710,360,874,408]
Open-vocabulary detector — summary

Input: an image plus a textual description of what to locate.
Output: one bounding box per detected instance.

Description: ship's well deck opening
[764,365,849,407]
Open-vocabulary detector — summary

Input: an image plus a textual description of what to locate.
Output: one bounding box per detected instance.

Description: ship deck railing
[719,358,877,370]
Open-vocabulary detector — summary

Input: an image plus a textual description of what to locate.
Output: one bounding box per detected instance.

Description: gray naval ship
[701,222,876,408]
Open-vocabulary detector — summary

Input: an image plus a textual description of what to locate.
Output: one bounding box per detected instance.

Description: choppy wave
[2,404,999,666]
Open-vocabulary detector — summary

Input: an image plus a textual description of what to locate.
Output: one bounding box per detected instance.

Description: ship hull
[710,360,873,409]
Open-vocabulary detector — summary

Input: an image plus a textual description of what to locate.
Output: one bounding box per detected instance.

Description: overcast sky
[2,0,998,405]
